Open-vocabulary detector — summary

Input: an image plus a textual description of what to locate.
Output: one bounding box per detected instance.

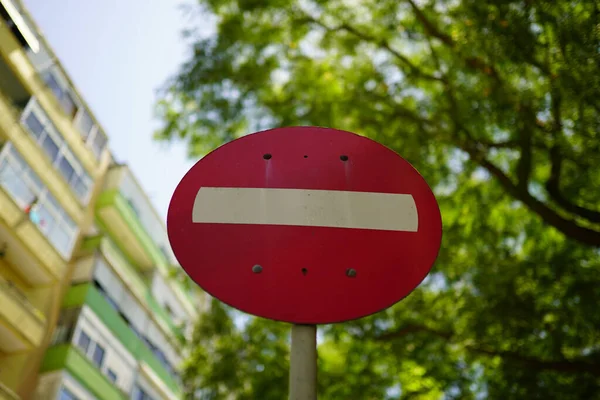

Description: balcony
[0,13,108,175]
[96,166,166,271]
[0,92,86,226]
[0,42,29,110]
[0,276,46,352]
[0,144,75,277]
[74,236,184,347]
[40,345,127,400]
[139,363,179,400]
[60,283,182,397]
[96,166,198,317]
[0,212,60,287]
[0,381,18,400]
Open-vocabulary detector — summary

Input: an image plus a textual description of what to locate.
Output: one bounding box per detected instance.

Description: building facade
[0,1,203,399]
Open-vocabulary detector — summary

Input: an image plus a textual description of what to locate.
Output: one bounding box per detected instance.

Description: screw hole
[340,155,349,161]
[301,268,308,276]
[252,265,263,273]
[346,268,357,278]
[263,153,272,160]
[303,155,308,158]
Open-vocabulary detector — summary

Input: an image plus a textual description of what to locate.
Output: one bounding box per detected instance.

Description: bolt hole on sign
[167,126,442,324]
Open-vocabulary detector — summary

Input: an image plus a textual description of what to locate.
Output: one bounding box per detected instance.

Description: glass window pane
[41,134,59,162]
[57,156,75,182]
[71,174,90,201]
[107,369,117,383]
[59,387,78,400]
[76,110,94,139]
[22,166,44,193]
[92,344,105,367]
[23,113,45,139]
[91,130,107,158]
[0,162,35,208]
[61,92,77,119]
[1,149,23,171]
[44,72,63,100]
[126,198,140,217]
[133,386,148,400]
[76,330,91,354]
[49,225,71,256]
[0,146,77,257]
[35,203,55,234]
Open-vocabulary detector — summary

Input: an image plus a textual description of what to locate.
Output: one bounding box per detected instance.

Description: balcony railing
[0,276,45,322]
[0,380,19,400]
[34,67,108,160]
[63,283,182,396]
[0,142,79,259]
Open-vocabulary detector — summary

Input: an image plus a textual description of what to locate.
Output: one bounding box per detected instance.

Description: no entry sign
[168,126,442,324]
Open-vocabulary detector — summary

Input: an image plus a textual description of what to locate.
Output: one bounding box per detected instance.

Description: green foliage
[155,0,600,398]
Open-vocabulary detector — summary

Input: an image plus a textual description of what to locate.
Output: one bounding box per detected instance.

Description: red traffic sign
[168,126,442,324]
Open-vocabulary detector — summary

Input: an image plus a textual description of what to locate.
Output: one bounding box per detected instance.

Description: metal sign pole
[289,324,317,400]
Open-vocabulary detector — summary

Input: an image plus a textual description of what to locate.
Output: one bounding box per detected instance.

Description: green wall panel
[41,345,128,400]
[60,284,181,395]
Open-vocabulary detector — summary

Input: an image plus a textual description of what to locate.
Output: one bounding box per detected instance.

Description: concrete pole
[289,324,317,400]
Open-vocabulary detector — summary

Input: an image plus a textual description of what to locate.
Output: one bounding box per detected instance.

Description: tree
[155,0,600,398]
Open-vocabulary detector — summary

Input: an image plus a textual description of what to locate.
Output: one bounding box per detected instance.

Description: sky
[23,0,201,220]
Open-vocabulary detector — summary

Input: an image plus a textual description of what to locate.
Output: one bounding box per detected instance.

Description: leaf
[157,0,600,398]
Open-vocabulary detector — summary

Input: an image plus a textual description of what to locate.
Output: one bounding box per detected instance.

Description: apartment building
[0,1,203,399]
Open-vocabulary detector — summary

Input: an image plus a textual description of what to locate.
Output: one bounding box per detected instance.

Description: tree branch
[443,81,600,247]
[375,325,600,376]
[516,106,534,190]
[376,324,452,341]
[469,346,600,375]
[405,0,454,47]
[405,0,502,82]
[477,139,521,149]
[546,146,600,223]
[541,86,600,223]
[297,15,445,84]
[467,146,600,247]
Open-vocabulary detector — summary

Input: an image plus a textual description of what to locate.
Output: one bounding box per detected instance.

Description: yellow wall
[0,259,27,289]
[0,260,43,394]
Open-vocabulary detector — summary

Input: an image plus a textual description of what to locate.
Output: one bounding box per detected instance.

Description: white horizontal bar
[192,187,418,232]
[1,0,40,53]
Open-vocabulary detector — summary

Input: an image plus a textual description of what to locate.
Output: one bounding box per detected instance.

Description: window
[24,113,44,138]
[70,175,89,200]
[51,309,80,345]
[93,279,119,311]
[0,144,78,258]
[132,385,155,400]
[75,109,94,140]
[21,99,93,204]
[41,134,59,160]
[43,71,78,118]
[0,156,39,206]
[60,91,77,118]
[76,330,91,354]
[92,343,105,367]
[58,157,75,182]
[107,369,117,383]
[90,129,107,158]
[126,198,140,217]
[44,72,63,101]
[58,387,79,400]
[42,71,107,159]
